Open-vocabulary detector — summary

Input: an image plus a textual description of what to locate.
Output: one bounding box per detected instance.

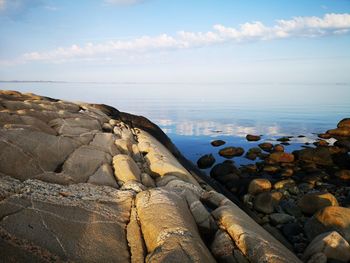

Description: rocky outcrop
[0,90,302,262]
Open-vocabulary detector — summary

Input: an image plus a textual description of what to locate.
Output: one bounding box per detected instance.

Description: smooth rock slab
[0,179,133,262]
[135,188,215,263]
[63,145,112,183]
[113,154,141,184]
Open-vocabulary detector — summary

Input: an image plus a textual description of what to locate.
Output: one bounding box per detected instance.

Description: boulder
[268,152,295,163]
[247,179,271,195]
[246,134,261,141]
[219,147,244,158]
[305,206,350,242]
[338,118,350,128]
[303,231,350,262]
[197,154,215,169]
[294,147,334,166]
[327,127,350,137]
[298,192,338,215]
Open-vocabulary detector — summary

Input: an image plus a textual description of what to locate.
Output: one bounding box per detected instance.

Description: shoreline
[0,89,349,262]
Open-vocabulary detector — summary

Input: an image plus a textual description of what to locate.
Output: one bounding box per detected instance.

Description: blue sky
[0,0,350,83]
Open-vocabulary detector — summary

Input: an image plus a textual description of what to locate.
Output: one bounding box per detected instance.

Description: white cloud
[15,13,350,63]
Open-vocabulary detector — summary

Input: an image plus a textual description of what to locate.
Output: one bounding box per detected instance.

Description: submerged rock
[197,154,216,169]
[218,146,244,158]
[211,139,226,147]
[246,134,261,141]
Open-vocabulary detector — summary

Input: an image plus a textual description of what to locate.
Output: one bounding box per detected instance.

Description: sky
[0,0,350,83]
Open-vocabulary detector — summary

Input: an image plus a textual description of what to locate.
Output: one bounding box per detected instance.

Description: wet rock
[245,152,258,160]
[269,213,294,225]
[210,162,239,179]
[303,231,350,263]
[197,154,216,169]
[219,147,244,158]
[298,192,339,215]
[294,147,334,166]
[258,142,273,152]
[305,206,350,242]
[318,133,332,139]
[211,140,226,147]
[246,134,261,141]
[277,137,290,142]
[338,118,350,128]
[247,179,271,195]
[334,139,350,151]
[313,140,329,147]
[269,152,295,163]
[327,127,350,137]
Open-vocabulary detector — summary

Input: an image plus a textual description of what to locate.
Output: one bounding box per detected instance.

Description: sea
[2,82,350,170]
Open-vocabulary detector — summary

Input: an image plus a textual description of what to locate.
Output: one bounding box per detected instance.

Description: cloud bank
[17,13,350,63]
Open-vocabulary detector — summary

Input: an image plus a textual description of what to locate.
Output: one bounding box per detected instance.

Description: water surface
[2,82,350,169]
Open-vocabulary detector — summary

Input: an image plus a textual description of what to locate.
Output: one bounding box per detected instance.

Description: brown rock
[197,154,215,169]
[335,170,350,181]
[305,206,350,242]
[246,134,261,141]
[211,140,226,147]
[248,179,272,195]
[219,147,244,158]
[303,231,350,262]
[273,144,284,152]
[269,152,295,163]
[298,192,338,215]
[259,142,273,152]
[338,118,350,128]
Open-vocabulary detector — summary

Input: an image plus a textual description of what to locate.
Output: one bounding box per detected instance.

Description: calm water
[2,82,350,168]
